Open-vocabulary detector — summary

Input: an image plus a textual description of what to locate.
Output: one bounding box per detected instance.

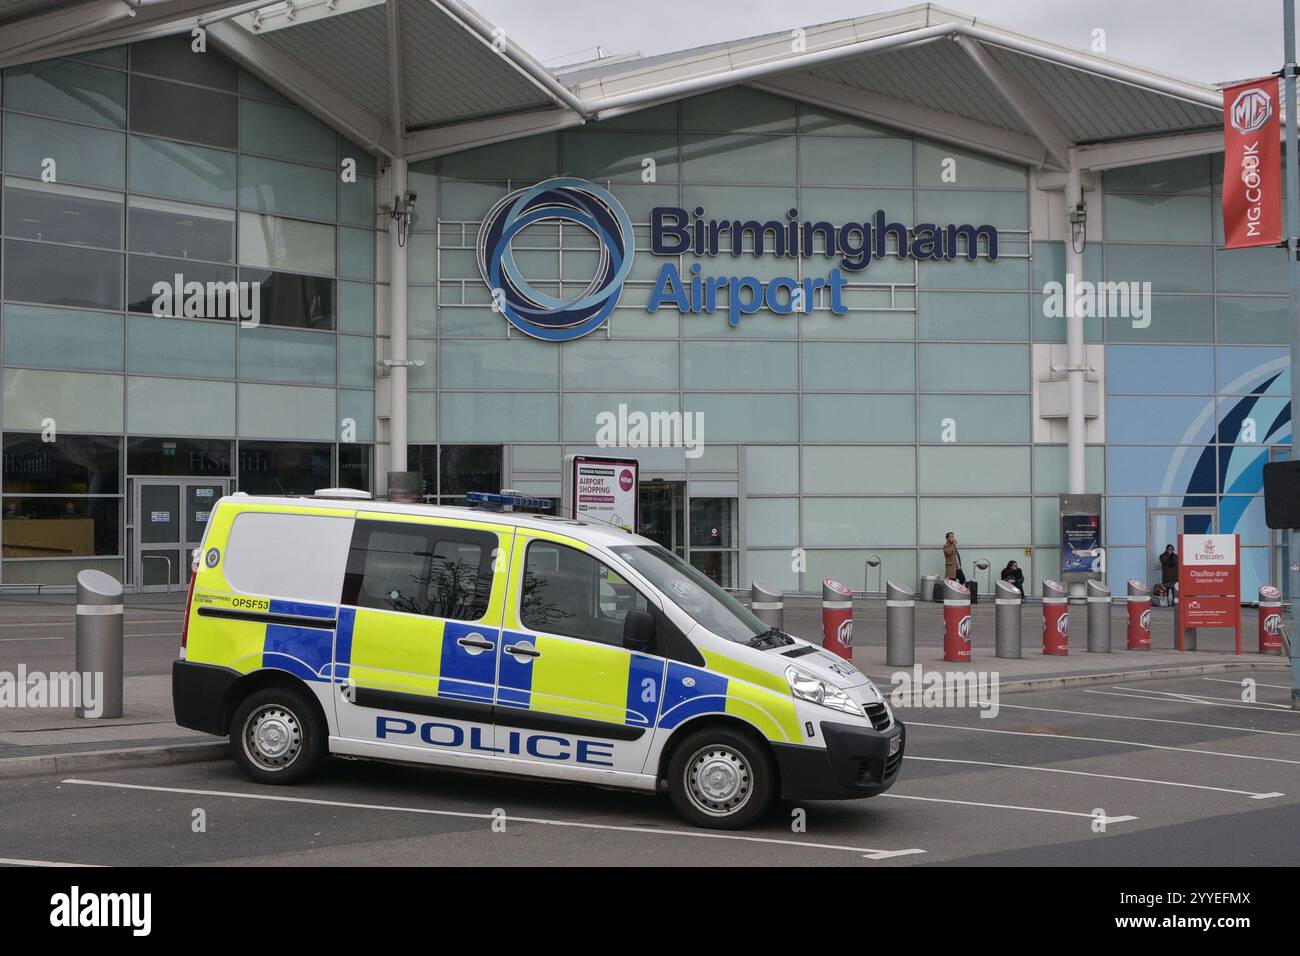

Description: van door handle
[504,641,540,660]
[457,635,496,654]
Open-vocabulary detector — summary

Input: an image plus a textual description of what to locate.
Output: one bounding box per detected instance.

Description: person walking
[1000,559,1025,597]
[943,531,965,584]
[1159,544,1178,597]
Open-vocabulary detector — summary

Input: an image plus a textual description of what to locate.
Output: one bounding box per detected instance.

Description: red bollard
[1126,578,1151,650]
[1259,585,1283,655]
[1042,578,1069,656]
[821,579,853,660]
[942,578,972,662]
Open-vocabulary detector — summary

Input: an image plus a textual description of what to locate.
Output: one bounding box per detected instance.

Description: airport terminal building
[0,1,1289,596]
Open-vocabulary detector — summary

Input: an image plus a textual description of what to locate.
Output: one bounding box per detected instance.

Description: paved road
[0,669,1293,866]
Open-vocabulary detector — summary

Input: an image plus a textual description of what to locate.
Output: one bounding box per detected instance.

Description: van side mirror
[623,608,656,651]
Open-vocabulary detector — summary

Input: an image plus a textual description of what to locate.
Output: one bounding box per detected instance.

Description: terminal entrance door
[133,478,229,591]
[1147,508,1215,589]
[639,481,685,557]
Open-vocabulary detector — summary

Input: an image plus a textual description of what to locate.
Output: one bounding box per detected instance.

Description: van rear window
[341,519,496,621]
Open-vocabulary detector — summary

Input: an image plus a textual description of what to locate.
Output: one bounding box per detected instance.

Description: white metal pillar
[389,156,409,474]
[1065,147,1086,496]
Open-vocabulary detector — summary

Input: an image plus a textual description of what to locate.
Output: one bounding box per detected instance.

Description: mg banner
[1222,77,1282,249]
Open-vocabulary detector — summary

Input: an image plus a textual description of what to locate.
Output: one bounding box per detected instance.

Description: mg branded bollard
[1259,585,1283,655]
[1126,579,1152,650]
[1042,579,1069,656]
[750,580,785,632]
[821,579,854,660]
[885,580,915,667]
[74,569,123,719]
[942,578,972,662]
[994,579,1022,659]
[1086,579,1111,652]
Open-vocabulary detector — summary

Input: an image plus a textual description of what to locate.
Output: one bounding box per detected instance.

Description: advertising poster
[1061,513,1102,574]
[564,455,639,531]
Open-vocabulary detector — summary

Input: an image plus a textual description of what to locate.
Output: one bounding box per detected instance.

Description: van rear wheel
[229,686,326,785]
[667,727,775,829]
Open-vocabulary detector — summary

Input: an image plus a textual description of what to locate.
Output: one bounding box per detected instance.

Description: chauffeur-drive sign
[1222,77,1282,249]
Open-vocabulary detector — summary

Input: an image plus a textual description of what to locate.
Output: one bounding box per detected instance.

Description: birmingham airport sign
[477,177,999,341]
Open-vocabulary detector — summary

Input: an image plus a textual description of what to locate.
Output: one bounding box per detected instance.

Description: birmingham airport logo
[477,177,634,341]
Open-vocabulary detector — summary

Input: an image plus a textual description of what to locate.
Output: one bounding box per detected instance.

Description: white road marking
[907,720,1300,766]
[879,792,1136,823]
[1202,677,1294,691]
[988,701,1300,738]
[0,620,177,628]
[904,755,1283,799]
[0,857,101,867]
[1088,687,1297,714]
[59,778,925,861]
[0,637,62,642]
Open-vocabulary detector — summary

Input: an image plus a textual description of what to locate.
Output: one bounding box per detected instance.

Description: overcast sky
[472,0,1291,86]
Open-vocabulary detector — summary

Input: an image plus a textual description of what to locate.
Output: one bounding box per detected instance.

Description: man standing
[1159,543,1178,596]
[943,531,964,583]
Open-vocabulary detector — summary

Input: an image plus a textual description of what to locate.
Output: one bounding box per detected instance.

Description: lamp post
[864,553,883,598]
[974,557,992,595]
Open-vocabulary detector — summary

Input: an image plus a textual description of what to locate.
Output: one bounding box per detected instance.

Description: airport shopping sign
[477,177,999,341]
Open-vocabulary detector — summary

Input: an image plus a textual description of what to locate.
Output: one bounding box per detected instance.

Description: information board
[562,455,639,531]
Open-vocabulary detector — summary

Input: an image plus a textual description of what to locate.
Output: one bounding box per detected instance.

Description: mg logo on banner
[1222,77,1282,249]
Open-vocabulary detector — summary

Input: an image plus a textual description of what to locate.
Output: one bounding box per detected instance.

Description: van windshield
[611,544,769,644]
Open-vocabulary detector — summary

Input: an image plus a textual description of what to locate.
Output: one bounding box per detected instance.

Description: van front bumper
[771,719,905,801]
[172,659,239,736]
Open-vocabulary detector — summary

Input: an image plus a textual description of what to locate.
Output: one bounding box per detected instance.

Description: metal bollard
[1086,578,1111,652]
[994,579,1022,659]
[74,569,123,719]
[1126,579,1152,650]
[750,580,784,632]
[1259,585,1283,655]
[885,580,915,667]
[821,579,854,660]
[1042,579,1069,655]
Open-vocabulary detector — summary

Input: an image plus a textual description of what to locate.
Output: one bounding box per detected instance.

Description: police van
[172,490,904,829]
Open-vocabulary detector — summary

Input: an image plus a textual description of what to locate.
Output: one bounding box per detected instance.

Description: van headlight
[785,666,862,716]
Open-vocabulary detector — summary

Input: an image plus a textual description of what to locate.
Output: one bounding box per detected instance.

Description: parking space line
[990,701,1300,738]
[60,778,926,861]
[904,755,1284,799]
[879,792,1136,823]
[1089,688,1298,714]
[1202,677,1294,691]
[907,720,1300,765]
[0,857,101,867]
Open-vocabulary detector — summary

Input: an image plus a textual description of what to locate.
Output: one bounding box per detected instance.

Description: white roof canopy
[0,0,1229,169]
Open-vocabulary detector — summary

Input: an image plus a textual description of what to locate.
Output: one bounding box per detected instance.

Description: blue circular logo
[476,178,634,341]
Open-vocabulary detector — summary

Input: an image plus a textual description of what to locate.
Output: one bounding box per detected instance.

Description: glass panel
[2,433,121,493]
[1104,243,1213,294]
[338,443,371,491]
[440,393,558,443]
[238,326,335,385]
[127,196,235,262]
[918,497,1031,546]
[126,377,236,437]
[3,58,127,127]
[128,75,237,149]
[562,339,676,390]
[339,175,375,226]
[130,35,238,89]
[338,335,375,388]
[2,498,120,557]
[237,155,337,222]
[561,130,679,182]
[127,256,238,316]
[337,280,375,334]
[746,497,797,547]
[918,292,1029,340]
[688,550,737,589]
[689,496,737,548]
[237,441,332,494]
[239,99,337,166]
[802,394,915,442]
[801,446,915,495]
[801,342,914,390]
[798,136,913,187]
[439,339,558,389]
[917,394,1031,443]
[743,445,798,494]
[3,179,123,247]
[344,519,497,620]
[1218,296,1288,344]
[3,305,123,372]
[439,133,559,181]
[918,343,1030,392]
[639,480,685,553]
[128,135,237,206]
[683,393,797,442]
[802,497,916,547]
[241,268,335,330]
[1107,345,1214,394]
[2,368,123,433]
[238,212,335,275]
[1104,156,1212,194]
[237,384,335,440]
[1103,193,1212,243]
[338,390,374,443]
[4,113,125,188]
[3,240,121,309]
[184,483,221,541]
[338,226,374,280]
[917,446,1031,494]
[680,134,796,183]
[439,445,502,500]
[680,88,795,134]
[126,437,231,476]
[140,548,181,586]
[683,341,796,391]
[914,141,1027,189]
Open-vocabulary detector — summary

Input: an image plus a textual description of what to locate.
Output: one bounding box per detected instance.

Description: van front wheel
[229,686,326,785]
[667,728,775,829]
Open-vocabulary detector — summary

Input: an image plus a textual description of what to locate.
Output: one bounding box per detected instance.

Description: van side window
[341,519,496,621]
[520,541,648,646]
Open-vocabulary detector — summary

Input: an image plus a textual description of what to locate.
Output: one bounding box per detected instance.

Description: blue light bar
[466,491,554,511]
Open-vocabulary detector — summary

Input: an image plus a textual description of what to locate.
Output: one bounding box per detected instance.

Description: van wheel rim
[684,745,752,817]
[243,705,302,771]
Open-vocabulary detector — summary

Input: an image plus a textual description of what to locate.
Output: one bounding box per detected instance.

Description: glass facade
[418,88,1289,595]
[1,50,1289,596]
[0,37,377,585]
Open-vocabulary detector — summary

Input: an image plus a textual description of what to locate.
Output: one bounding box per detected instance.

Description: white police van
[173,490,904,829]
